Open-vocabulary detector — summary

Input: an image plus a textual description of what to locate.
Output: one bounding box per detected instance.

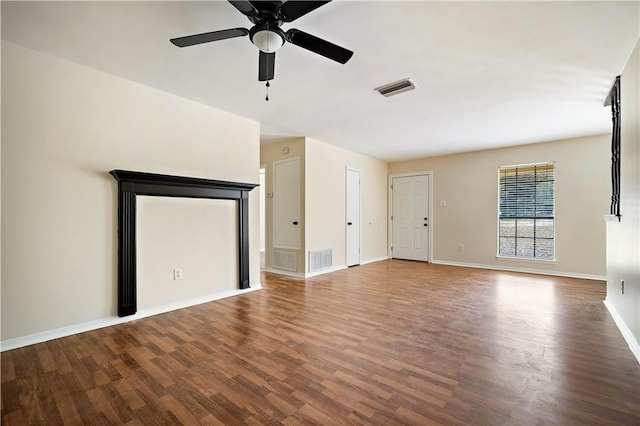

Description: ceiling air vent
[375,78,416,97]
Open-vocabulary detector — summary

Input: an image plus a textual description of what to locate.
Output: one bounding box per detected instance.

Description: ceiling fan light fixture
[250,28,284,53]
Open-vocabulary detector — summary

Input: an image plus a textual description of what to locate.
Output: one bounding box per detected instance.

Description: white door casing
[273,157,300,249]
[346,168,361,266]
[391,174,430,261]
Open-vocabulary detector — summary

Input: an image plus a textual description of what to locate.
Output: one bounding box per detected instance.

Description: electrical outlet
[173,268,183,280]
[458,244,464,252]
[621,279,625,294]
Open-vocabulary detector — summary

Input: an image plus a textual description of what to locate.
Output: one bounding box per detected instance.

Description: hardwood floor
[2,260,640,425]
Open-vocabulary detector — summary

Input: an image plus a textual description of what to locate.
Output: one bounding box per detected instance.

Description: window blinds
[498,163,555,260]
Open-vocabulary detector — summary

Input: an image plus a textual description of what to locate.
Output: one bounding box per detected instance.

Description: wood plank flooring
[2,260,640,425]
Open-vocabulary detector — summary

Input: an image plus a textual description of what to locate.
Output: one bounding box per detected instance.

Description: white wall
[389,135,610,278]
[605,37,640,362]
[1,42,260,342]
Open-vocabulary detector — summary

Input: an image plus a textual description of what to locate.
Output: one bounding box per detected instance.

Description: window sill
[496,255,556,264]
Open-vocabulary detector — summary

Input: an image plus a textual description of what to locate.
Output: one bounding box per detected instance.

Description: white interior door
[273,157,300,249]
[346,168,361,266]
[392,174,429,261]
[259,167,266,270]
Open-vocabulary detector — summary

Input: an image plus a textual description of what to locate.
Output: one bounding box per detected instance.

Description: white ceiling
[2,1,639,161]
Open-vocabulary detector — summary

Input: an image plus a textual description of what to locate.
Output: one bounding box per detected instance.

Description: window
[498,163,555,260]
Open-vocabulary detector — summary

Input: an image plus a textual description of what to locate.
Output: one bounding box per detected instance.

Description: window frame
[496,162,556,262]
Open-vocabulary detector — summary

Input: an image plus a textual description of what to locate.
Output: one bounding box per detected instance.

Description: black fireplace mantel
[110,170,258,317]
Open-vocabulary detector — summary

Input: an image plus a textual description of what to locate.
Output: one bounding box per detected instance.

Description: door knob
[424,223,428,226]
[347,222,353,225]
[292,221,298,225]
[424,217,428,220]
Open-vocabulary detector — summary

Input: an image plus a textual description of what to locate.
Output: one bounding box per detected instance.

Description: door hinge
[391,246,393,251]
[391,215,393,220]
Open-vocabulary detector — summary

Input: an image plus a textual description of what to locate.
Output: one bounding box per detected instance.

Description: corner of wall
[604,298,640,364]
[604,36,640,363]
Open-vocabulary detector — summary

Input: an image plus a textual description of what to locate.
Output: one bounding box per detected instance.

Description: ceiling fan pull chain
[265,81,270,101]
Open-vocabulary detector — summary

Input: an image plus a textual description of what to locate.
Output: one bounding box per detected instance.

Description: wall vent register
[375,78,416,97]
[273,250,297,272]
[309,248,333,273]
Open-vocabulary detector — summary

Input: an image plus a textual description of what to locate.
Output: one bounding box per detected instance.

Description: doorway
[390,173,431,262]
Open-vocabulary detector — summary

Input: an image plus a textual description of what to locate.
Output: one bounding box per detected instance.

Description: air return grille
[273,250,297,272]
[375,78,416,97]
[309,249,332,273]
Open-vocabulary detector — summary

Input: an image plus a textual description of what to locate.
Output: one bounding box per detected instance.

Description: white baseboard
[360,257,389,265]
[305,257,389,276]
[431,259,606,281]
[264,268,306,278]
[603,299,640,365]
[0,284,262,352]
[265,266,349,279]
[305,265,347,278]
[265,258,388,279]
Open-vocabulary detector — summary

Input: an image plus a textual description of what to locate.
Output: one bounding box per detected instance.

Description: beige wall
[137,197,238,310]
[260,138,306,273]
[305,137,388,269]
[605,37,640,352]
[389,134,610,278]
[1,42,261,341]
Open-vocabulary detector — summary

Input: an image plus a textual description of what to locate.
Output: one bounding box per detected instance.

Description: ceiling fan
[170,0,354,83]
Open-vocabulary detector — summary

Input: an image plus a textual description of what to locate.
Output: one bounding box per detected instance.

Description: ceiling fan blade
[228,1,258,17]
[259,51,275,81]
[286,29,353,64]
[170,28,249,48]
[249,1,284,11]
[278,1,332,22]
